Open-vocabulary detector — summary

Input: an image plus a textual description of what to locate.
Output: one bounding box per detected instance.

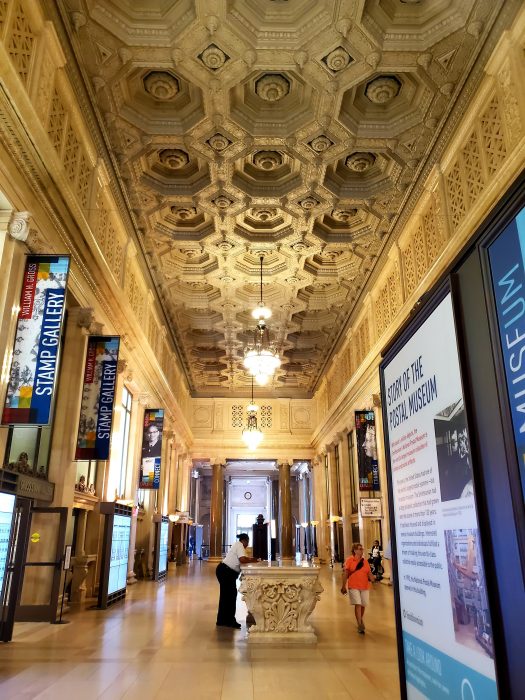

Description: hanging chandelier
[242,377,263,450]
[243,255,281,386]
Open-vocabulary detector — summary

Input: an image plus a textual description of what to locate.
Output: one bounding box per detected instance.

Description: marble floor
[0,562,400,699]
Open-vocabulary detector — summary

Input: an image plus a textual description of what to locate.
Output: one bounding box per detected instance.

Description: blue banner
[95,359,118,460]
[488,207,525,502]
[2,255,69,425]
[403,632,497,700]
[31,288,65,424]
[75,336,120,460]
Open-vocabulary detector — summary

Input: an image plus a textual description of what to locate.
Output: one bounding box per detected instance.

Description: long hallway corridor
[0,562,399,699]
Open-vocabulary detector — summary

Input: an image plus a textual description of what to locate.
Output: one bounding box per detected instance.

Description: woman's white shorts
[348,589,369,606]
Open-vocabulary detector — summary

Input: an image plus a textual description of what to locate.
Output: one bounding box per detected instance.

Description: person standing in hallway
[216,533,258,629]
[341,542,375,634]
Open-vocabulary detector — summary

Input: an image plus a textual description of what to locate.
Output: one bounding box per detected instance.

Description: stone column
[278,460,293,562]
[208,461,224,562]
[168,442,180,513]
[325,445,338,563]
[312,456,327,564]
[127,506,138,585]
[70,508,92,603]
[49,308,94,511]
[336,430,354,560]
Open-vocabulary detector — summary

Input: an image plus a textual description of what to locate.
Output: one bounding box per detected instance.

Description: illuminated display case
[98,502,132,608]
[0,492,16,602]
[152,514,169,582]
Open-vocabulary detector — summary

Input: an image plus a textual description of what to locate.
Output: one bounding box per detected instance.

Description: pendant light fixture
[251,255,272,323]
[242,377,263,450]
[243,255,281,386]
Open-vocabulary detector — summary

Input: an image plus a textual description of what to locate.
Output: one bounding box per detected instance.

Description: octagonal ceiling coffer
[255,73,291,101]
[143,71,180,100]
[253,151,283,169]
[365,75,402,104]
[159,149,190,169]
[332,208,358,221]
[345,152,376,172]
[170,206,198,220]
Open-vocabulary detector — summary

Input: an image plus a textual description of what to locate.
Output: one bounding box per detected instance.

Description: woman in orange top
[341,542,375,633]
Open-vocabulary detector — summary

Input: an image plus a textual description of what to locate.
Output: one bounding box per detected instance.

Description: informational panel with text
[381,293,497,700]
[0,493,16,600]
[487,204,525,504]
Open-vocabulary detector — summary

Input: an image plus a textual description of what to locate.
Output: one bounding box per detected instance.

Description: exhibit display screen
[0,493,16,599]
[159,519,169,576]
[382,293,497,699]
[487,204,525,503]
[108,514,131,596]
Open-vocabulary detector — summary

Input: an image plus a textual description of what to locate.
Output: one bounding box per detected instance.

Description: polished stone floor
[0,562,400,699]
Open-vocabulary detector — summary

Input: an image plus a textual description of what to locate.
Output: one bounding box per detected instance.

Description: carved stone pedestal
[70,554,97,604]
[239,563,323,644]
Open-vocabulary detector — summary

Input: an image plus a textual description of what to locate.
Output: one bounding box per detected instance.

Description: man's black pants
[216,562,239,625]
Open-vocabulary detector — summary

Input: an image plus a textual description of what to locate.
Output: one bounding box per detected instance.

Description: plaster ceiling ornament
[322,47,352,72]
[292,241,308,253]
[255,74,291,102]
[62,0,513,396]
[171,206,198,220]
[213,195,233,209]
[308,135,333,153]
[8,211,31,242]
[159,149,190,169]
[253,151,283,170]
[143,71,180,100]
[207,133,232,151]
[299,196,319,210]
[345,152,376,172]
[251,208,278,222]
[199,44,228,71]
[365,76,402,104]
[332,208,357,221]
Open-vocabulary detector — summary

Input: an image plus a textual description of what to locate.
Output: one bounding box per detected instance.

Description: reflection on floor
[0,562,400,699]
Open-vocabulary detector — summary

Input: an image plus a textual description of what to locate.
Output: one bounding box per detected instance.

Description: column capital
[138,392,150,405]
[335,430,349,443]
[8,211,31,242]
[117,359,128,375]
[67,307,103,336]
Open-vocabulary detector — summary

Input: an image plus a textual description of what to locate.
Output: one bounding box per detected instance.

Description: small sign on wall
[360,497,382,518]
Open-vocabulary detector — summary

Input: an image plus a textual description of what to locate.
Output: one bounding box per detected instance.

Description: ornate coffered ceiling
[60,0,507,397]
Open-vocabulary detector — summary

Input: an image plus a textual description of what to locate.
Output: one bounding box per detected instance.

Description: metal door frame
[0,496,31,642]
[16,506,67,623]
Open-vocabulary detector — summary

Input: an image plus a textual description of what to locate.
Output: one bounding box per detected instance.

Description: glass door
[16,506,67,622]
